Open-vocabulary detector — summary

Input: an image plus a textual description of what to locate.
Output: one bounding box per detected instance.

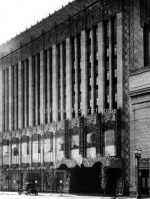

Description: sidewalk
[0,191,149,199]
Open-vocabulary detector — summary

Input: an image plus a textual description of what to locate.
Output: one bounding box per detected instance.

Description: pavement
[0,191,149,199]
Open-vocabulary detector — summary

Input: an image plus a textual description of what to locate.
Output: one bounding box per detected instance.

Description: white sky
[0,0,74,46]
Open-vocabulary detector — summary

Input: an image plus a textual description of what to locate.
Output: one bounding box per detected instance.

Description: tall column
[98,22,105,113]
[35,55,39,126]
[14,65,18,130]
[0,69,3,166]
[19,136,22,166]
[47,49,51,123]
[117,13,123,108]
[2,70,5,132]
[60,43,64,120]
[66,38,72,119]
[75,37,79,117]
[40,51,45,125]
[52,45,58,122]
[109,20,113,110]
[5,69,8,131]
[9,67,14,130]
[9,134,12,167]
[81,30,88,116]
[91,28,95,114]
[41,132,44,166]
[18,61,23,129]
[29,56,34,126]
[24,61,28,128]
[29,136,32,166]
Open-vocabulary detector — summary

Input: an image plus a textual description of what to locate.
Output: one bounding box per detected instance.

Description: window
[27,136,29,154]
[144,23,149,67]
[107,71,109,80]
[114,44,117,56]
[107,95,110,104]
[104,129,116,156]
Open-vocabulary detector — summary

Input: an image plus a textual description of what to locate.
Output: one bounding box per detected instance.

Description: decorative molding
[96,113,102,154]
[79,117,85,157]
[64,120,70,159]
[56,153,122,169]
[0,0,122,67]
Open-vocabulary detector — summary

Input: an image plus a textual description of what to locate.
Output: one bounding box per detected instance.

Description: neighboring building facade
[0,0,149,195]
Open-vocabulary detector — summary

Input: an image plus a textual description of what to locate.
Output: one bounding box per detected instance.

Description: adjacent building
[0,0,150,196]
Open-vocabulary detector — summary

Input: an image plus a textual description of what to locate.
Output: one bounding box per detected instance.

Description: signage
[116,179,124,196]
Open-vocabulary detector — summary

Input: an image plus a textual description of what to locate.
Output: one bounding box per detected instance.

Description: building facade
[0,0,149,195]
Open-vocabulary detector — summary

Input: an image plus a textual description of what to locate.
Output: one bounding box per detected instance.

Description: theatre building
[0,0,150,196]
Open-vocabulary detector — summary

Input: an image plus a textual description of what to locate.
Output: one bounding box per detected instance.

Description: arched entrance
[56,155,122,195]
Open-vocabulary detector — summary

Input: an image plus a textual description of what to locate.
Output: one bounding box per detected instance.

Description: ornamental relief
[103,0,122,20]
[12,50,21,65]
[32,132,41,141]
[2,56,11,69]
[86,115,96,124]
[32,38,43,55]
[21,46,30,60]
[1,0,122,63]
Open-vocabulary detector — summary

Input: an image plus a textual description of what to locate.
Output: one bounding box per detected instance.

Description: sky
[0,0,74,46]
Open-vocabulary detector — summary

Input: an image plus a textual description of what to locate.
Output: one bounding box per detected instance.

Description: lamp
[135,147,142,199]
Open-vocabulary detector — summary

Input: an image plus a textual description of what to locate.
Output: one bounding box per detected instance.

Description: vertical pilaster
[109,20,113,110]
[75,37,79,117]
[9,135,12,167]
[52,45,58,122]
[19,136,22,166]
[29,56,34,126]
[18,62,23,129]
[29,136,32,166]
[41,132,44,166]
[5,69,8,131]
[35,55,38,125]
[53,133,56,167]
[24,61,27,128]
[14,65,17,130]
[9,67,13,130]
[40,51,45,125]
[47,49,51,123]
[91,28,95,114]
[81,30,88,116]
[0,69,3,132]
[60,43,64,120]
[0,69,3,166]
[117,13,123,108]
[66,38,72,119]
[2,70,5,132]
[98,22,105,113]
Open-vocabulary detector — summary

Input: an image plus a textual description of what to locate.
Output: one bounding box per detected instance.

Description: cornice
[0,0,122,69]
[128,87,150,97]
[0,0,97,57]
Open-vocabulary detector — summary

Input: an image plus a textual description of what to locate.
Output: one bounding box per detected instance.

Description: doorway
[140,169,149,195]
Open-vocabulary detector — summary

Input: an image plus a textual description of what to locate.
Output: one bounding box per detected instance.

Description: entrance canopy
[56,153,122,169]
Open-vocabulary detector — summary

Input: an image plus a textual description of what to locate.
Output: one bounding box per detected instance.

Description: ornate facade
[0,0,150,196]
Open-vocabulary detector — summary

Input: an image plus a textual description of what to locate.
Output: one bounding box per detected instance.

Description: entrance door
[140,169,149,195]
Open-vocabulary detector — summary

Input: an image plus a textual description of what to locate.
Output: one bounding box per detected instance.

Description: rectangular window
[144,23,149,67]
[27,136,29,155]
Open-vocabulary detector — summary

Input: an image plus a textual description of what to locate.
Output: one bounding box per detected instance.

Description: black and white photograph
[0,0,150,198]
